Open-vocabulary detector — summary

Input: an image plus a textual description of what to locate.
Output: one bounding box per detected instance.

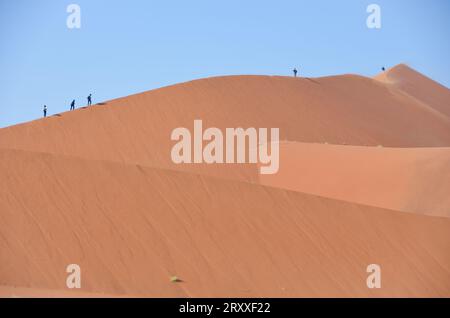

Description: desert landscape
[0,64,449,297]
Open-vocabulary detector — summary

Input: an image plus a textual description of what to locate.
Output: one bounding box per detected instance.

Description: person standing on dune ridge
[70,99,75,111]
[43,105,47,117]
[293,68,298,77]
[87,94,92,106]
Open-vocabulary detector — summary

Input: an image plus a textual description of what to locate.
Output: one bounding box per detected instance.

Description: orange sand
[1,64,449,297]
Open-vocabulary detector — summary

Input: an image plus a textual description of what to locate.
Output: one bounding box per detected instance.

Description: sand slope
[1,64,450,297]
[1,149,449,297]
[375,64,450,118]
[259,142,450,217]
[1,73,450,174]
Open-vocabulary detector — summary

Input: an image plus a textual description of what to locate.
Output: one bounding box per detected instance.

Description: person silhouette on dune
[43,105,47,117]
[293,68,298,77]
[87,94,92,106]
[382,67,386,72]
[70,99,75,111]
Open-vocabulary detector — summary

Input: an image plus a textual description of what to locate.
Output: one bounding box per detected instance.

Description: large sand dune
[1,64,449,297]
[375,64,450,118]
[1,72,450,169]
[1,149,449,297]
[260,142,450,217]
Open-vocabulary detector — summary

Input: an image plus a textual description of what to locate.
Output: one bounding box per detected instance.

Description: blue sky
[0,0,449,128]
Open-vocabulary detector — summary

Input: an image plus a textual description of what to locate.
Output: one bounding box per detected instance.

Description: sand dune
[1,64,450,297]
[259,142,450,217]
[1,72,450,173]
[375,64,450,118]
[1,149,449,297]
[0,286,122,298]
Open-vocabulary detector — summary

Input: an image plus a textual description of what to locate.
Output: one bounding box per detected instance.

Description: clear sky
[0,0,449,128]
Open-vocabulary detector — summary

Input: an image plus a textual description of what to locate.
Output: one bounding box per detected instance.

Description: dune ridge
[1,148,449,297]
[259,142,450,217]
[1,64,450,297]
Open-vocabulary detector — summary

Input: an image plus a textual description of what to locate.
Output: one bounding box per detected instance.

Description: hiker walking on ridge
[43,105,47,117]
[87,94,92,106]
[70,99,75,111]
[293,68,298,77]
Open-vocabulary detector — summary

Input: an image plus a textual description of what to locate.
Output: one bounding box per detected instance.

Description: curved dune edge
[1,70,450,168]
[374,64,450,119]
[1,149,449,297]
[2,141,448,218]
[259,142,450,217]
[1,65,450,297]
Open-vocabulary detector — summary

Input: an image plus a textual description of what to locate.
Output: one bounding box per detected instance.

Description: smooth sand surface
[1,149,449,297]
[0,286,123,298]
[0,64,449,297]
[259,142,450,217]
[375,64,450,118]
[1,72,450,166]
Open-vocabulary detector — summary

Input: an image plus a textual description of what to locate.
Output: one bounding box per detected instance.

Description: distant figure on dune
[87,94,92,106]
[382,67,386,72]
[293,68,298,77]
[43,105,47,118]
[70,99,75,111]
